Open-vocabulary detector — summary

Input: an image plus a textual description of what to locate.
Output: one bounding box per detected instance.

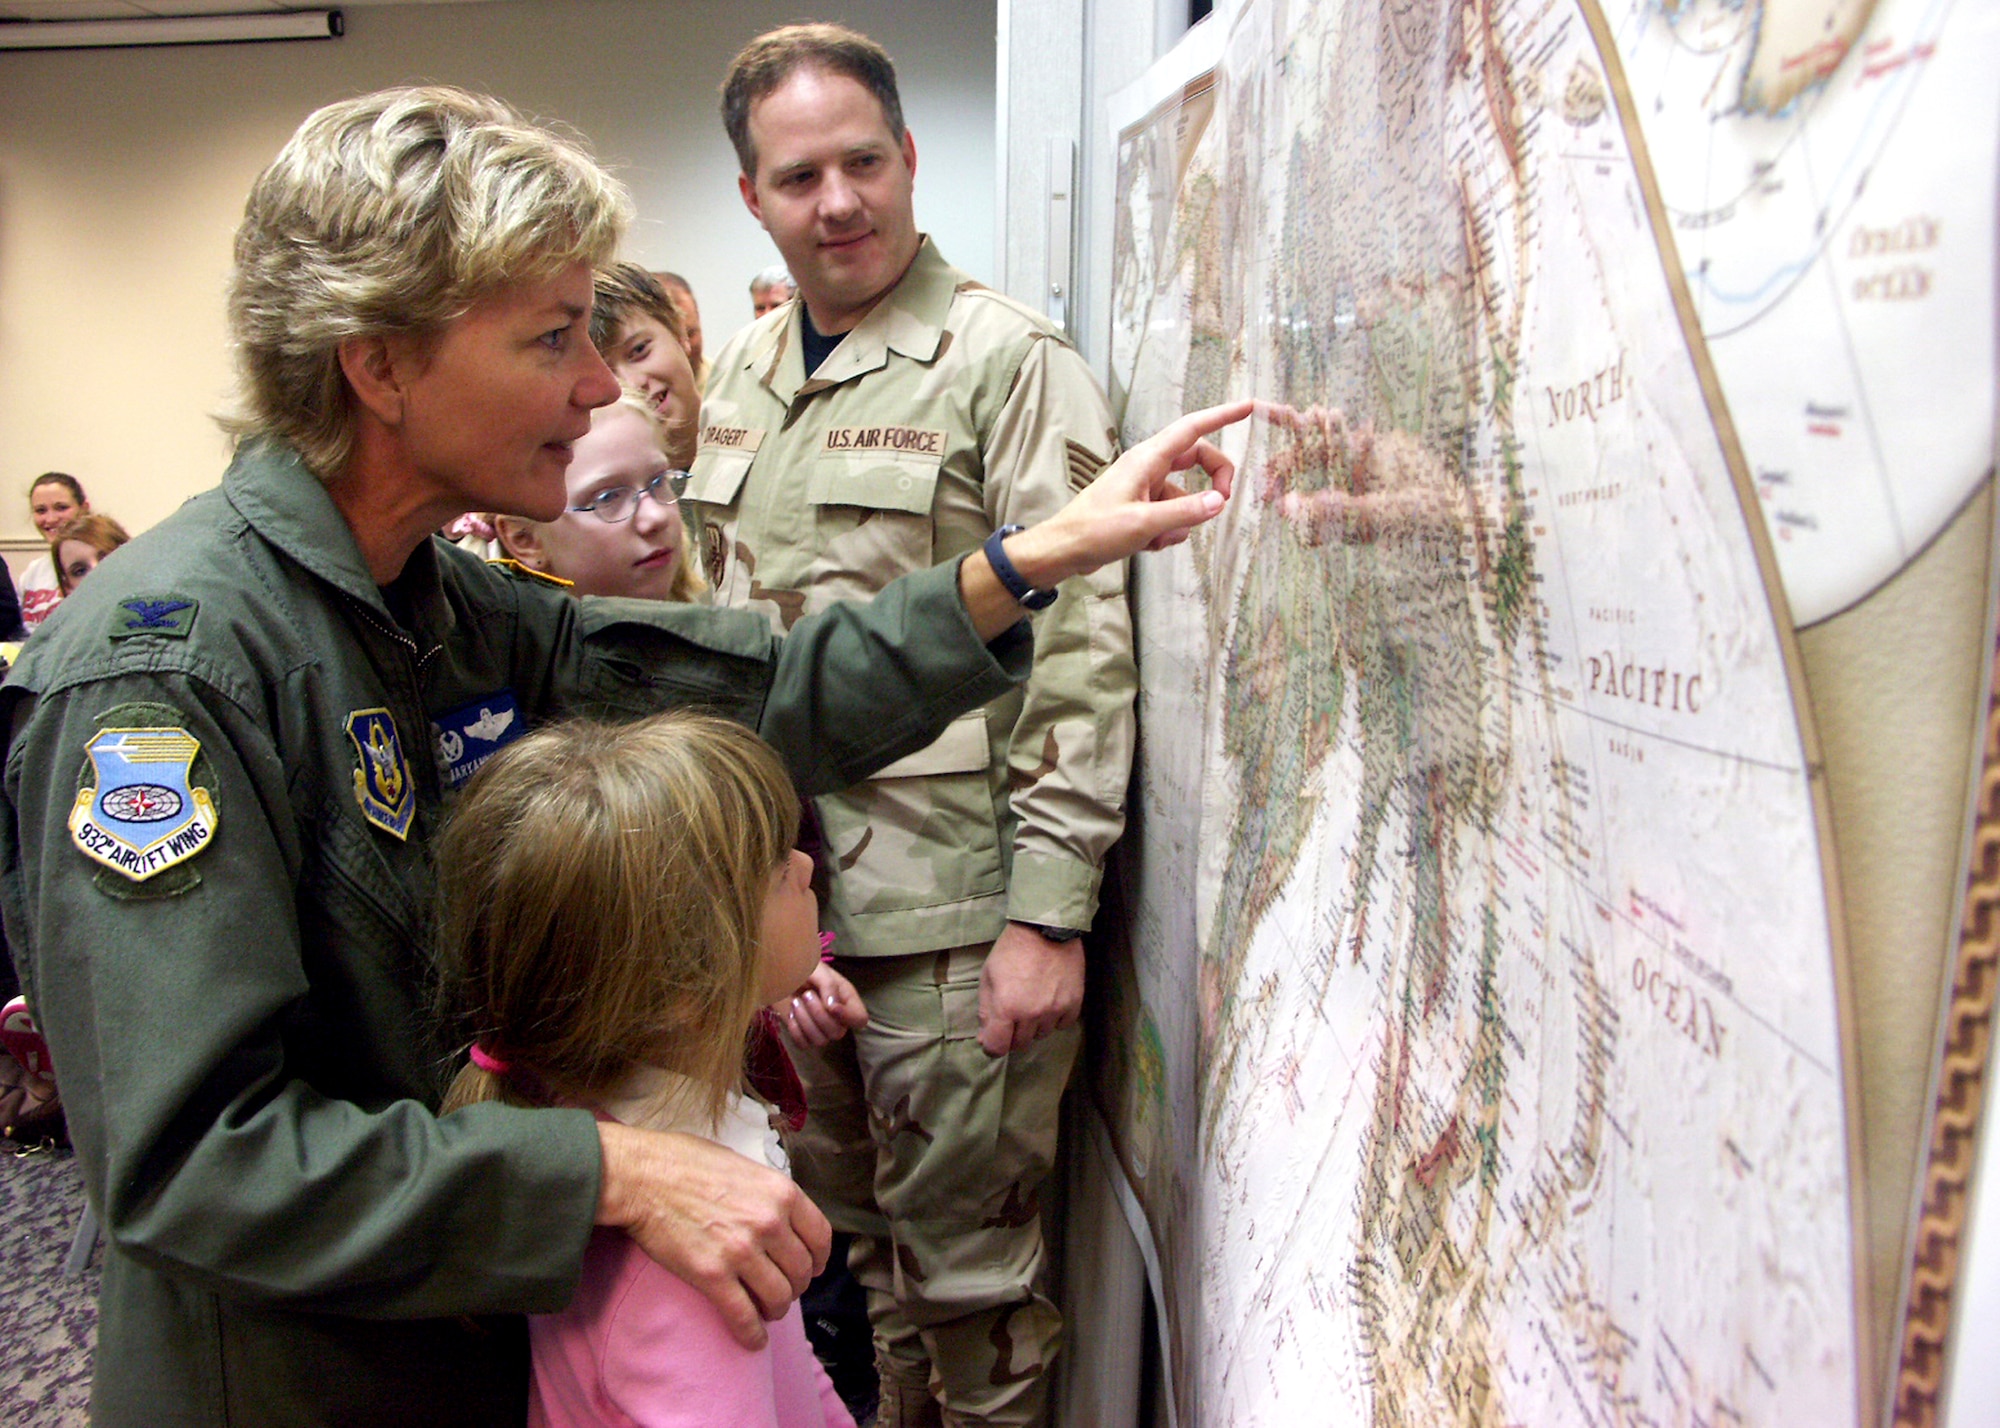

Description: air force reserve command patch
[69,724,219,883]
[346,708,415,839]
[433,690,523,789]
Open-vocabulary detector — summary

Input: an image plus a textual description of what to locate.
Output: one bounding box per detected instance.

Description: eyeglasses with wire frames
[566,469,692,524]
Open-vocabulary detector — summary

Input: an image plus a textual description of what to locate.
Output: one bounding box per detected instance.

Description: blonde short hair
[436,712,800,1127]
[225,86,632,480]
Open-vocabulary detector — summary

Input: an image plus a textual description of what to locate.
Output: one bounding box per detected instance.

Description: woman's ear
[338,332,425,427]
[493,515,553,572]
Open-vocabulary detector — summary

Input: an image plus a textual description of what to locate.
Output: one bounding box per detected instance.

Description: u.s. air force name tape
[69,726,219,881]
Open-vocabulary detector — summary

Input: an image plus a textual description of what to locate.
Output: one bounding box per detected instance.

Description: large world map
[1096,0,1865,1422]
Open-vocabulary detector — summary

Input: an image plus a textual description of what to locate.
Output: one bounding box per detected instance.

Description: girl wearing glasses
[495,388,703,602]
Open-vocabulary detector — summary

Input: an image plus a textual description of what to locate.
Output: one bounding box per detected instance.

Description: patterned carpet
[0,1144,97,1424]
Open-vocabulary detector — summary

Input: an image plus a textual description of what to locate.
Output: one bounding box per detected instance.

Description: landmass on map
[1737,0,1879,114]
[1098,0,1863,1421]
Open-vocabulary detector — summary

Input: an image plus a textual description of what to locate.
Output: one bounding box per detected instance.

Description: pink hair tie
[468,1043,510,1075]
[819,931,837,963]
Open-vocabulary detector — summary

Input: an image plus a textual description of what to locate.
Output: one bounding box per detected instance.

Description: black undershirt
[799,308,843,376]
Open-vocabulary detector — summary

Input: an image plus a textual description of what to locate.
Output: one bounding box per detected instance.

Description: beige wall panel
[1798,477,1996,1384]
[0,0,995,556]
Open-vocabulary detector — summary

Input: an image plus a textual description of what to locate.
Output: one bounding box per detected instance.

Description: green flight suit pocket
[818,710,1003,918]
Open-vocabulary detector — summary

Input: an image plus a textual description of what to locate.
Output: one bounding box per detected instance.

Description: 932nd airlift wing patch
[69,717,219,891]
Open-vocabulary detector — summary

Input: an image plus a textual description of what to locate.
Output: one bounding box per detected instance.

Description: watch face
[1020,585,1060,610]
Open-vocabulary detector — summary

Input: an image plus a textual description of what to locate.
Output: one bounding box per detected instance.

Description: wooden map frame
[1890,565,2000,1427]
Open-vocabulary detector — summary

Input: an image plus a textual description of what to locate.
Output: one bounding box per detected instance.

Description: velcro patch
[110,597,198,640]
[70,720,218,884]
[346,709,414,840]
[433,690,524,789]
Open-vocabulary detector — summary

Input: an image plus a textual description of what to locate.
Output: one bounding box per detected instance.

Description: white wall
[0,0,997,550]
[998,0,1195,381]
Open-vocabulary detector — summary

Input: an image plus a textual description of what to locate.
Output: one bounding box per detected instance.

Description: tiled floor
[0,1143,96,1425]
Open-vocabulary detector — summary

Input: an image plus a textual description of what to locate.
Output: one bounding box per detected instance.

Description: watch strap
[984,524,1060,610]
[1018,921,1087,943]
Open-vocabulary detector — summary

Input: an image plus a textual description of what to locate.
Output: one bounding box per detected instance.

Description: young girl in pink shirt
[438,711,861,1428]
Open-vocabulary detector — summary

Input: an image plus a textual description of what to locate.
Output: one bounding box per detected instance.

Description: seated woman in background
[20,472,88,629]
[494,388,701,602]
[52,512,132,595]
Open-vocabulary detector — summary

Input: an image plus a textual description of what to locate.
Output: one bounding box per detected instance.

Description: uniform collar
[752,235,956,406]
[223,439,456,638]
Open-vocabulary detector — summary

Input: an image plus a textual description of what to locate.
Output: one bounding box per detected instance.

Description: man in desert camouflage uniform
[691,24,1134,1427]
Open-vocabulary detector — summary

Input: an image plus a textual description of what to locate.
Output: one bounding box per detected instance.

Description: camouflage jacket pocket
[804,453,943,600]
[818,710,1005,925]
[685,445,756,507]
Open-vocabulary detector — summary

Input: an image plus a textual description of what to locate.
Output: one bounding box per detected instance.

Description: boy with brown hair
[591,263,701,469]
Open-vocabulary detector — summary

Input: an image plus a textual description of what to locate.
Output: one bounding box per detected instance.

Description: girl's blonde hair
[489,389,705,602]
[436,711,798,1126]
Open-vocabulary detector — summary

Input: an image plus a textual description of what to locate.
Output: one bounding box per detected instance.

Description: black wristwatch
[984,524,1060,610]
[1017,921,1086,944]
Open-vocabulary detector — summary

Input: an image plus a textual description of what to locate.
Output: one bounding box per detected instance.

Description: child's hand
[777,964,868,1047]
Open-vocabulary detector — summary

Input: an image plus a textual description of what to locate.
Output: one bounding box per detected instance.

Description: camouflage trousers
[785,944,1079,1428]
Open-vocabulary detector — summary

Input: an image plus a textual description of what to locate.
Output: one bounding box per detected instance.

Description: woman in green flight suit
[0,86,1244,1426]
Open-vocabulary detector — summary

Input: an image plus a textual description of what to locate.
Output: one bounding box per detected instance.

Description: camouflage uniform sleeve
[981,332,1136,930]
